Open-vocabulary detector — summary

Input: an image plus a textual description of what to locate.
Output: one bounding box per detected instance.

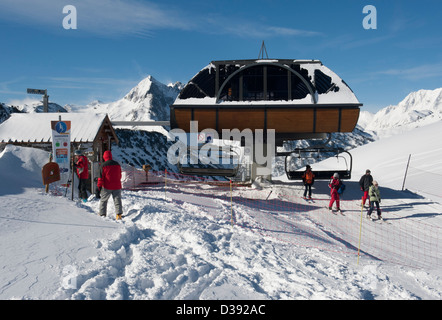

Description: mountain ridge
[358,88,442,139]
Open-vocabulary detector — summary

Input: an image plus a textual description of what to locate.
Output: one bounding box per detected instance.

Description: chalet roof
[0,113,115,144]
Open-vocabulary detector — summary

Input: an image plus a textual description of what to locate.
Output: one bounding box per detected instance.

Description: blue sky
[0,0,441,113]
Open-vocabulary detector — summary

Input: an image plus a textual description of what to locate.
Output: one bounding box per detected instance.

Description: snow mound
[0,145,50,195]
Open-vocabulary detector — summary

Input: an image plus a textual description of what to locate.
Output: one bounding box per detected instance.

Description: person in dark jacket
[302,165,315,199]
[359,169,373,207]
[97,150,123,220]
[74,150,89,202]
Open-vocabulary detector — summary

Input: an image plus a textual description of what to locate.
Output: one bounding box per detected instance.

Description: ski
[326,206,343,215]
[366,215,390,224]
[377,218,390,224]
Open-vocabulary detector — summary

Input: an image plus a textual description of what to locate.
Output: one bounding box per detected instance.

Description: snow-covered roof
[0,113,112,144]
[174,59,361,106]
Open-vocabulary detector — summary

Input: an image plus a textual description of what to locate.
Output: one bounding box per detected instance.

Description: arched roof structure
[171,59,362,145]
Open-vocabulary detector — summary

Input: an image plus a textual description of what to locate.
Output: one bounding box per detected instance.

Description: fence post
[401,154,412,191]
[165,169,167,200]
[357,197,364,265]
[230,179,233,228]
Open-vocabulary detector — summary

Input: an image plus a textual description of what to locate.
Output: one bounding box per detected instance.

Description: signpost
[51,117,71,189]
[27,88,49,112]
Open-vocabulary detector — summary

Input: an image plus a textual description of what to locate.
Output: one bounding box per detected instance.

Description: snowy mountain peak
[71,75,181,123]
[359,87,442,138]
[124,75,155,103]
[124,75,181,105]
[400,88,442,111]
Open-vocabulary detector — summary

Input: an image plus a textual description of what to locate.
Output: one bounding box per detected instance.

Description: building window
[242,66,264,101]
[267,65,289,101]
[218,63,314,102]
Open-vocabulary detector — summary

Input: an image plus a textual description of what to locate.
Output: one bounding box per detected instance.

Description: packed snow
[1,120,442,300]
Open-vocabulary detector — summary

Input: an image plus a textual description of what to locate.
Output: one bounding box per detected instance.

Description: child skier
[367,180,382,220]
[328,173,342,213]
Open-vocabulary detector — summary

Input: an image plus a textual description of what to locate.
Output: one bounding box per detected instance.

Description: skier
[97,150,123,220]
[367,180,382,220]
[328,172,342,213]
[359,169,373,207]
[302,165,315,199]
[74,150,89,202]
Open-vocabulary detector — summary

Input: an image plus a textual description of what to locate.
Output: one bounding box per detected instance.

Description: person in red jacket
[97,150,123,220]
[328,172,342,213]
[74,150,89,202]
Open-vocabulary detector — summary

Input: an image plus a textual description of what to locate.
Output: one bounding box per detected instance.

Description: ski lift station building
[171,59,362,146]
[170,58,362,180]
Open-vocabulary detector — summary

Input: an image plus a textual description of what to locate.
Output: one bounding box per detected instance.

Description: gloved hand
[95,187,101,199]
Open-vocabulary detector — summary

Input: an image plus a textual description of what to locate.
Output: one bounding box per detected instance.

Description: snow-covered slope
[314,119,442,203]
[13,100,68,113]
[0,101,66,124]
[0,102,21,124]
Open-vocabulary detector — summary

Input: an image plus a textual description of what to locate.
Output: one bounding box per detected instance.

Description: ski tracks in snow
[52,189,349,299]
[54,190,259,299]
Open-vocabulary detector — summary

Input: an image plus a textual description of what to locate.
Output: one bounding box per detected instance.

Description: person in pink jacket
[328,173,342,213]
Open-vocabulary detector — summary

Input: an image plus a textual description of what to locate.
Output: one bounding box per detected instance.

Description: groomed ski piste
[1,121,441,300]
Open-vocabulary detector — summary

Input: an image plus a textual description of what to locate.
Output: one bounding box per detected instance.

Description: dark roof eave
[171,103,363,109]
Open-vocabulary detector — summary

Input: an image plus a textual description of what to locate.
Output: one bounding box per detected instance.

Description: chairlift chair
[281,147,352,180]
[178,144,241,178]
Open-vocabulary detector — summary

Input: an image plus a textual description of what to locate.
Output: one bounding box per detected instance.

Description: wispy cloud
[374,62,442,81]
[0,78,28,96]
[45,76,138,87]
[0,0,321,39]
[223,24,322,39]
[42,75,140,99]
[0,0,192,37]
[266,26,321,37]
